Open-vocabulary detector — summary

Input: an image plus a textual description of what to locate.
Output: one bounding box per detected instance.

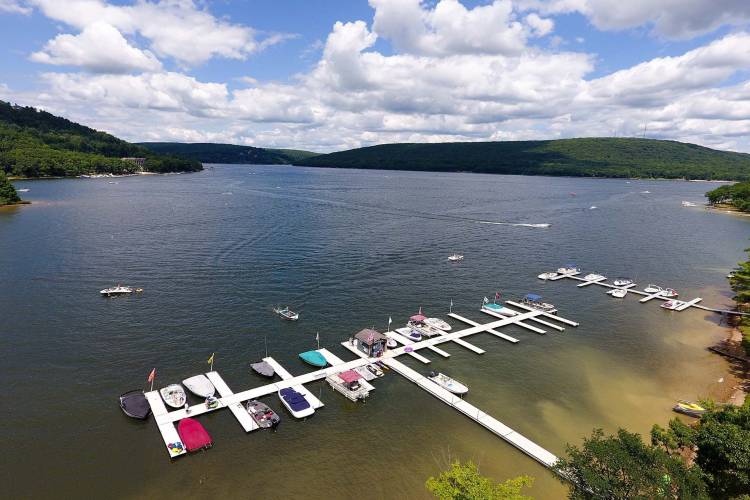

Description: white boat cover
[182,375,216,398]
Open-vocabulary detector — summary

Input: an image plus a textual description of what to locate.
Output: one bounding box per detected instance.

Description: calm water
[2,166,747,499]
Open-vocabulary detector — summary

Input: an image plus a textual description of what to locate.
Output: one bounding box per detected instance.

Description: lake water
[2,165,747,499]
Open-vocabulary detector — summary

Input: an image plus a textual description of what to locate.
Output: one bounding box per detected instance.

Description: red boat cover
[338,370,362,383]
[177,418,212,451]
[410,314,427,322]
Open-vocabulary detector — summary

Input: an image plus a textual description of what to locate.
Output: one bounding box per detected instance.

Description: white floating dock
[206,371,258,432]
[448,313,519,343]
[263,357,325,409]
[639,291,664,303]
[144,391,187,458]
[676,297,702,311]
[505,301,580,326]
[479,308,546,335]
[577,277,607,287]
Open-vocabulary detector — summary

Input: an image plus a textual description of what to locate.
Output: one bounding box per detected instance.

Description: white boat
[273,306,299,321]
[521,294,556,313]
[644,284,663,294]
[613,278,633,287]
[427,371,468,395]
[159,384,187,408]
[385,337,398,348]
[682,201,697,207]
[481,301,516,316]
[395,327,422,342]
[424,317,451,332]
[366,364,384,378]
[608,288,627,298]
[660,288,679,298]
[17,188,30,193]
[538,272,559,280]
[448,253,464,262]
[325,371,370,402]
[182,375,216,398]
[661,300,683,310]
[100,285,134,296]
[278,388,314,418]
[583,273,606,281]
[557,265,580,275]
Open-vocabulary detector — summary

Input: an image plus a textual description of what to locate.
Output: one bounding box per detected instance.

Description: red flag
[495,291,501,300]
[147,368,156,383]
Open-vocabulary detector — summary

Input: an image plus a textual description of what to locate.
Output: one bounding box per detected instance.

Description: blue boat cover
[525,293,542,301]
[280,388,310,411]
[299,351,328,367]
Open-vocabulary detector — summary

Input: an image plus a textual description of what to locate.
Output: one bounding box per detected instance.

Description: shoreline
[706,203,750,217]
[713,324,748,406]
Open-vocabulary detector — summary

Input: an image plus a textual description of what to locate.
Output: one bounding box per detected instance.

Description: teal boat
[299,351,327,367]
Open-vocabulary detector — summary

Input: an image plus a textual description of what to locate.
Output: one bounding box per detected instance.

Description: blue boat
[278,387,314,418]
[299,350,327,367]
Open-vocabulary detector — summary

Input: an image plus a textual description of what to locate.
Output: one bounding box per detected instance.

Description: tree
[0,170,20,205]
[425,460,534,500]
[553,428,707,499]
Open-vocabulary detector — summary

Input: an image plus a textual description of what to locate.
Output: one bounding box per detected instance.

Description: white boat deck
[205,371,259,432]
[676,298,702,311]
[577,276,607,287]
[505,301,580,326]
[263,357,325,409]
[479,308,546,335]
[143,391,187,458]
[548,271,580,281]
[448,313,519,343]
[387,330,451,358]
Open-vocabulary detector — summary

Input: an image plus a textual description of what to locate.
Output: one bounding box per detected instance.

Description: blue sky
[1,0,750,152]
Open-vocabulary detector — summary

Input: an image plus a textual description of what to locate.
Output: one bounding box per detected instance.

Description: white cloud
[0,0,30,14]
[28,0,287,66]
[30,22,162,73]
[525,13,554,37]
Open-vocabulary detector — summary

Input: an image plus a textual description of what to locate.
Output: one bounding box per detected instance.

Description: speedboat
[100,285,134,296]
[407,320,443,338]
[538,272,559,280]
[396,327,422,342]
[661,300,684,310]
[608,288,627,298]
[278,388,314,418]
[366,364,384,377]
[274,306,299,321]
[119,390,151,419]
[427,371,468,395]
[424,317,451,331]
[251,361,275,378]
[182,375,216,398]
[17,188,30,193]
[660,288,679,298]
[385,337,398,348]
[613,278,633,287]
[672,400,707,417]
[448,253,464,262]
[299,350,327,367]
[481,301,516,316]
[245,400,281,429]
[160,384,187,408]
[644,284,663,294]
[583,273,606,281]
[557,265,580,275]
[521,294,556,313]
[682,201,697,207]
[177,418,213,452]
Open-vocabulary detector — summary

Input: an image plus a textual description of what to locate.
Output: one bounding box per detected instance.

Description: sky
[1,0,750,153]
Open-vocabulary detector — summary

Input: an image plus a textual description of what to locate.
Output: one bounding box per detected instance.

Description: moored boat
[538,272,559,280]
[326,370,370,401]
[182,375,216,398]
[119,390,151,419]
[583,273,606,281]
[608,288,627,298]
[557,264,580,274]
[160,384,187,408]
[424,317,451,331]
[660,288,679,298]
[273,306,299,320]
[521,293,556,313]
[613,278,633,287]
[366,364,384,377]
[395,327,422,342]
[278,387,314,418]
[427,371,468,395]
[251,361,275,378]
[385,337,398,348]
[177,418,213,452]
[661,300,684,310]
[672,400,707,417]
[299,350,328,367]
[644,284,664,294]
[407,319,443,338]
[245,400,281,429]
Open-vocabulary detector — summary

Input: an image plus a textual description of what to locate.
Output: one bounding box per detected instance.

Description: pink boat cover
[177,418,212,451]
[410,314,427,322]
[338,370,362,383]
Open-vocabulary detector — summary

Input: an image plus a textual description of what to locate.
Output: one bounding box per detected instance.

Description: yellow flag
[207,353,215,365]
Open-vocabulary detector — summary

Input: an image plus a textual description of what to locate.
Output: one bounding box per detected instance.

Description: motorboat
[481,300,516,316]
[160,384,187,408]
[424,317,451,331]
[299,350,328,367]
[682,201,698,207]
[274,306,299,321]
[251,361,275,378]
[385,337,398,349]
[538,272,559,280]
[366,364,384,378]
[448,253,464,262]
[278,388,314,418]
[521,294,556,313]
[326,370,370,401]
[644,284,663,294]
[583,273,606,281]
[245,400,281,429]
[660,288,679,298]
[395,327,422,342]
[427,371,468,395]
[17,188,30,193]
[557,264,580,275]
[182,375,216,398]
[100,285,134,296]
[661,300,684,310]
[407,320,443,338]
[672,400,707,417]
[613,278,633,287]
[205,396,219,409]
[119,390,151,419]
[608,288,627,298]
[177,418,213,452]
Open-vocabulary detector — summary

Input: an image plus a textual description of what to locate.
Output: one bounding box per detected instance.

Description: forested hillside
[138,142,319,165]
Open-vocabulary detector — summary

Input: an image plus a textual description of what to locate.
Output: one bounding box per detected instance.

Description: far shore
[706,203,750,217]
[9,171,181,181]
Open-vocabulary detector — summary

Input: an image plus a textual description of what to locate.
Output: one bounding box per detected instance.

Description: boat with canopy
[326,370,370,401]
[521,293,556,313]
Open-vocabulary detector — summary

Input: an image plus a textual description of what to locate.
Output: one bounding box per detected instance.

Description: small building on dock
[353,328,388,357]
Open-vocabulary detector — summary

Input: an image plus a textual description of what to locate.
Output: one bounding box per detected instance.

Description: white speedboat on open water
[100,285,136,296]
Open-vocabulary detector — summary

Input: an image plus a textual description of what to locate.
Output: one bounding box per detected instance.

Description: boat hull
[160,384,187,408]
[182,375,216,398]
[119,390,151,419]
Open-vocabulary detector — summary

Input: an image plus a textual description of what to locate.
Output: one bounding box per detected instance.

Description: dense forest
[138,142,319,165]
[0,170,20,206]
[0,101,202,177]
[296,138,750,180]
[706,182,750,211]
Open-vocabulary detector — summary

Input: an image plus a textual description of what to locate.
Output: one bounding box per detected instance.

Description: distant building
[353,328,389,357]
[121,157,146,170]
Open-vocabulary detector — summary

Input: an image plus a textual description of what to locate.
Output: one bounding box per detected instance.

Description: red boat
[177,418,213,452]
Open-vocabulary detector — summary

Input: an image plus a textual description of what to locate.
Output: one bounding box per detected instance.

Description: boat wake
[477,221,550,228]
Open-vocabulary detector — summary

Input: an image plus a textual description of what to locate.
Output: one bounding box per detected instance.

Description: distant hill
[138,142,320,165]
[0,100,202,177]
[295,138,750,181]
